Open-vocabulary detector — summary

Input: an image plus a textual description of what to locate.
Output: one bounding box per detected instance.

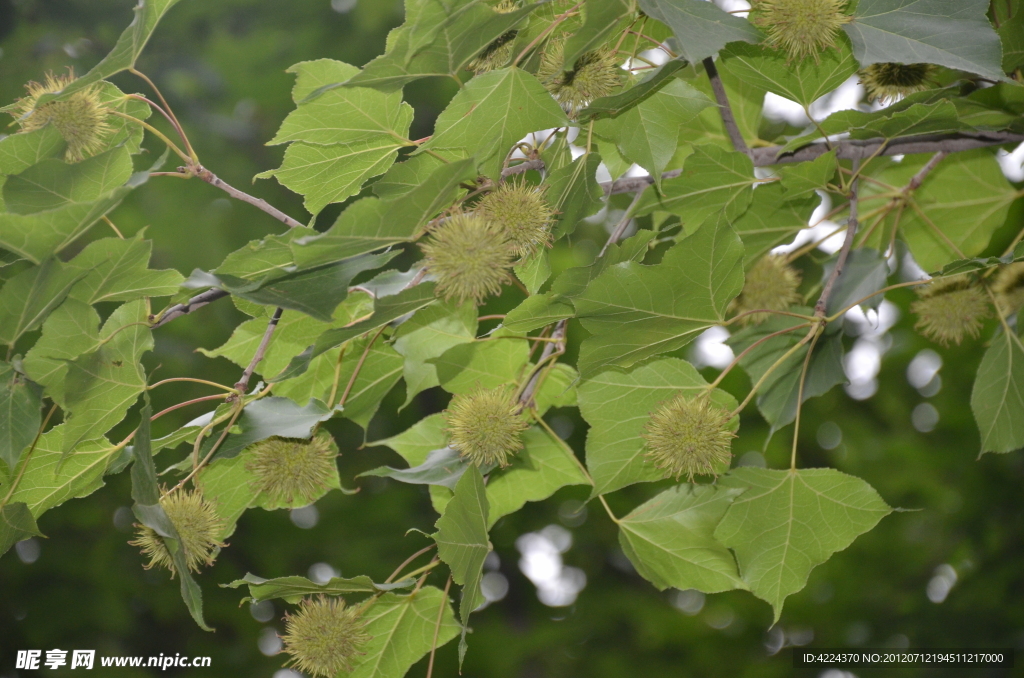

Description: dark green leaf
[0,258,90,346]
[0,503,43,558]
[434,464,490,623]
[733,184,819,266]
[2,147,133,214]
[0,362,41,472]
[562,0,633,67]
[971,330,1024,455]
[546,152,605,237]
[360,447,472,490]
[637,0,761,63]
[67,234,184,304]
[431,331,530,394]
[845,0,1005,82]
[578,60,690,122]
[222,572,411,604]
[823,248,890,314]
[207,397,333,462]
[393,301,478,407]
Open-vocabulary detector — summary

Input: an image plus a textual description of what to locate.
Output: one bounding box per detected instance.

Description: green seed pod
[420,212,515,304]
[129,489,226,576]
[750,0,852,62]
[245,435,338,506]
[859,63,936,103]
[538,40,622,118]
[445,386,529,468]
[731,254,802,325]
[992,262,1024,317]
[281,596,371,678]
[911,275,990,346]
[11,70,113,162]
[475,181,555,258]
[643,394,735,482]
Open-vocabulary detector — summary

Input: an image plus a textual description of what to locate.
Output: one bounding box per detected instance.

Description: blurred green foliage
[0,1,1022,676]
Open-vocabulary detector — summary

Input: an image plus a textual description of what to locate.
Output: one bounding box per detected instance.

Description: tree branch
[190,165,305,229]
[150,288,230,328]
[814,160,860,317]
[703,57,750,157]
[234,306,283,393]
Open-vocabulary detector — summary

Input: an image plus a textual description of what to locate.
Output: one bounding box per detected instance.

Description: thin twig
[234,307,284,393]
[385,544,437,584]
[150,289,230,328]
[907,151,948,192]
[337,325,388,409]
[703,57,750,157]
[790,325,824,470]
[814,161,860,317]
[517,321,566,408]
[598,188,646,257]
[190,165,305,228]
[424,575,454,678]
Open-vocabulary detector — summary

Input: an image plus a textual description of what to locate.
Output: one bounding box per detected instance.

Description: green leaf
[66,234,184,304]
[3,425,118,517]
[274,283,437,381]
[222,572,409,604]
[619,484,746,593]
[205,397,334,462]
[0,362,42,472]
[861,149,1018,273]
[269,60,414,145]
[715,468,892,622]
[393,301,478,407]
[194,250,397,322]
[419,67,569,178]
[502,293,575,332]
[0,258,90,346]
[545,152,605,237]
[257,139,403,216]
[719,38,858,108]
[778,149,838,197]
[0,127,65,176]
[333,337,405,429]
[728,311,845,432]
[971,330,1024,455]
[214,227,316,281]
[578,59,691,122]
[198,292,374,383]
[62,300,153,454]
[291,159,476,268]
[346,588,460,678]
[434,464,490,623]
[514,250,551,295]
[22,299,101,408]
[577,357,737,496]
[370,413,447,467]
[574,222,745,376]
[845,0,1005,82]
[636,144,756,233]
[360,447,472,490]
[344,2,539,92]
[999,8,1024,72]
[733,184,818,266]
[823,248,890,314]
[595,79,715,189]
[778,99,966,154]
[129,402,211,631]
[0,179,140,264]
[431,332,531,394]
[637,0,762,63]
[2,147,133,214]
[532,362,579,415]
[562,0,633,67]
[33,0,182,105]
[0,502,43,558]
[486,426,589,527]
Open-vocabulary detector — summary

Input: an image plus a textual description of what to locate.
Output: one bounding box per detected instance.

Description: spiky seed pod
[750,0,852,62]
[911,275,990,346]
[468,1,521,74]
[859,63,936,103]
[731,254,802,325]
[420,212,515,304]
[281,596,371,678]
[538,40,622,118]
[444,386,528,468]
[129,489,226,576]
[475,181,555,258]
[992,262,1024,316]
[10,70,113,162]
[643,394,735,482]
[245,435,338,506]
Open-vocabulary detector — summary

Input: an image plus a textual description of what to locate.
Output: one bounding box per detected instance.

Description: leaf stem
[790,325,824,470]
[148,377,238,394]
[105,109,191,163]
[385,544,437,584]
[424,574,453,678]
[234,307,283,394]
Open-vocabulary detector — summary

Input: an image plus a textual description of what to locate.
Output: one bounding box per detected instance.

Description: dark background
[1,1,1023,676]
